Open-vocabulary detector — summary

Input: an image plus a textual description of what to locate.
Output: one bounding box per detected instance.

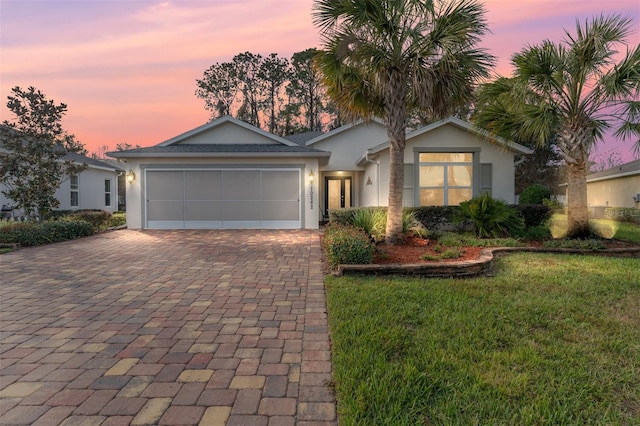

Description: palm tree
[474,14,640,238]
[313,0,493,244]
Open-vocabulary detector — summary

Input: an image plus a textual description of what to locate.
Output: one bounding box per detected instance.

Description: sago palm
[313,0,493,244]
[474,14,640,238]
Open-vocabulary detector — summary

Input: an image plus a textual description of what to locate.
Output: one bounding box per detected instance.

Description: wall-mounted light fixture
[126,170,136,184]
[309,170,315,183]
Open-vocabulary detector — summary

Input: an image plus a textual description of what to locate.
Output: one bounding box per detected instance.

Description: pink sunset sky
[1,0,639,162]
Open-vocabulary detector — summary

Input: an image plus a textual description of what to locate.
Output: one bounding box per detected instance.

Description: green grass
[549,214,640,243]
[326,253,640,425]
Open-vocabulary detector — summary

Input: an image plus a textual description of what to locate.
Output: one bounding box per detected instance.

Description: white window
[419,153,473,206]
[104,179,112,207]
[70,175,79,207]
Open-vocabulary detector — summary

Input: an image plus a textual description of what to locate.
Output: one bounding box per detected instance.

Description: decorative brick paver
[0,230,336,425]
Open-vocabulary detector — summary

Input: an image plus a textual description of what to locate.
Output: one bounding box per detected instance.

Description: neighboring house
[583,159,640,209]
[109,115,531,230]
[0,152,123,217]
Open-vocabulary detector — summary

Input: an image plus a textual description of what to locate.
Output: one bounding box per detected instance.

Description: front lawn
[326,253,640,425]
[549,214,640,243]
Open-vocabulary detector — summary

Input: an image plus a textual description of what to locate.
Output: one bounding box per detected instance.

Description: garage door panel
[262,200,299,220]
[223,171,260,200]
[184,201,222,220]
[147,171,184,200]
[262,171,299,200]
[223,201,261,220]
[148,200,184,221]
[185,171,222,200]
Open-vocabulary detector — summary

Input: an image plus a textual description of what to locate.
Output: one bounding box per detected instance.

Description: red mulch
[374,237,483,264]
[373,237,638,265]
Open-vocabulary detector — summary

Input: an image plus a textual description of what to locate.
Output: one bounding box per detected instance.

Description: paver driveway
[0,230,336,426]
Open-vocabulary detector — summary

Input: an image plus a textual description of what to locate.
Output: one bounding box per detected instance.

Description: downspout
[364,151,380,206]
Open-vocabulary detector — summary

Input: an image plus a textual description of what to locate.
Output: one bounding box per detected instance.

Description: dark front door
[325,176,351,218]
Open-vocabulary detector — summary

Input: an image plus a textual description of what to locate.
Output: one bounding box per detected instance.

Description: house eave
[108,151,331,165]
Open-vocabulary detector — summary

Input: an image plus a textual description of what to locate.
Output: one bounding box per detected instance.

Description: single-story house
[583,159,640,209]
[0,152,123,218]
[109,115,531,230]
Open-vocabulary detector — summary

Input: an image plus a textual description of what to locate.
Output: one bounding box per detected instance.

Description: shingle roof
[283,131,324,146]
[586,159,640,181]
[63,152,124,171]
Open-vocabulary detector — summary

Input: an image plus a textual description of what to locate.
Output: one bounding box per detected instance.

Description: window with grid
[70,175,79,207]
[104,179,111,207]
[418,153,472,206]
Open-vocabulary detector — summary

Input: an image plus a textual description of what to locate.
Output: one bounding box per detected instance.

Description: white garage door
[146,169,301,229]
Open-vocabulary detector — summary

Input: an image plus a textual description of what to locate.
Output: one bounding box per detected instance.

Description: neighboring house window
[418,153,473,206]
[104,179,112,207]
[70,175,79,207]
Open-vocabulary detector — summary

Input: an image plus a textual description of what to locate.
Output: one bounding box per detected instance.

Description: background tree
[195,61,240,118]
[258,53,290,134]
[288,48,326,132]
[195,49,341,135]
[90,144,111,159]
[313,0,493,243]
[0,86,86,218]
[234,52,263,128]
[474,15,640,237]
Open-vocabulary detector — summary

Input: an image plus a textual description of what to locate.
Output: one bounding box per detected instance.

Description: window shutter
[480,163,492,195]
[403,164,414,207]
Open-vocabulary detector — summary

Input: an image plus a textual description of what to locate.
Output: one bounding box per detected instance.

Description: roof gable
[305,118,386,147]
[158,115,297,147]
[364,117,533,157]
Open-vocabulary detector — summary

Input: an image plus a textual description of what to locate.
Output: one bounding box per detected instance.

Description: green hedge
[324,225,374,268]
[512,204,552,227]
[0,219,95,247]
[519,184,552,204]
[604,207,640,223]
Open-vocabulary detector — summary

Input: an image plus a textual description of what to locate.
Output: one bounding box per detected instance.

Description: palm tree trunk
[565,159,590,238]
[386,141,405,244]
[384,69,407,245]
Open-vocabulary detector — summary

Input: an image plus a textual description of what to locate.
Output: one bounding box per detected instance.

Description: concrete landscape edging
[336,246,640,277]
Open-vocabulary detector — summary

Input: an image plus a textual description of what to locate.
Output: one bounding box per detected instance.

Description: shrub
[71,210,112,230]
[512,204,552,227]
[513,225,551,241]
[324,225,375,268]
[0,218,94,247]
[329,208,359,225]
[350,208,387,242]
[437,232,523,247]
[542,198,564,210]
[406,206,459,230]
[542,239,606,250]
[108,212,127,227]
[402,210,428,238]
[456,193,524,238]
[519,184,552,204]
[604,207,640,224]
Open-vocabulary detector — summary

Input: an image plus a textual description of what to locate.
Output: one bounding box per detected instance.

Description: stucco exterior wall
[587,175,640,208]
[123,156,320,230]
[56,168,120,212]
[310,121,388,171]
[1,168,119,215]
[370,124,518,206]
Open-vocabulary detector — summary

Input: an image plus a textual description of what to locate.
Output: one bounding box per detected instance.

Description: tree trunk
[565,159,590,238]
[386,141,405,244]
[384,69,407,245]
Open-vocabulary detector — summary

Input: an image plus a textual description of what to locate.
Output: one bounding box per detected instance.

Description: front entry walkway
[0,230,336,425]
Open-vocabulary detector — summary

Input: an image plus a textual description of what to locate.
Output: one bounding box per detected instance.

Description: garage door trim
[144,167,302,229]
